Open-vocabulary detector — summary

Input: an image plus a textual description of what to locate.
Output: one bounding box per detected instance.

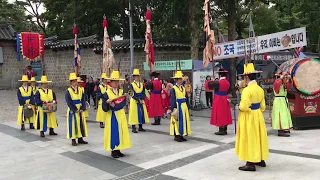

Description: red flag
[20,32,42,61]
[145,8,155,72]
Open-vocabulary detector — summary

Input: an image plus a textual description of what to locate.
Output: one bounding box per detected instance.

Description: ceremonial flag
[249,15,255,38]
[203,0,215,68]
[73,24,81,74]
[102,15,115,76]
[145,8,155,72]
[294,47,304,58]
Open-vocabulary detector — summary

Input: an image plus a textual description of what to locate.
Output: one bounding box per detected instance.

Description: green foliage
[0,0,38,32]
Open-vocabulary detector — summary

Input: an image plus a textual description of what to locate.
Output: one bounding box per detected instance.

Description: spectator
[86,77,96,107]
[25,66,37,80]
[204,76,213,108]
[93,78,100,109]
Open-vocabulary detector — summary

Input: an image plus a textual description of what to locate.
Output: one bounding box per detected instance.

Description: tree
[16,0,46,34]
[0,0,38,32]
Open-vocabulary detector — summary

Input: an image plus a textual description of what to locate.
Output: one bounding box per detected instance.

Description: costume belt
[151,90,161,94]
[23,96,31,101]
[250,103,260,110]
[215,91,228,96]
[177,98,186,135]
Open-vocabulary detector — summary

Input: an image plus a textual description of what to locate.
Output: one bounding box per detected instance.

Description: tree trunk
[189,0,199,60]
[227,0,237,97]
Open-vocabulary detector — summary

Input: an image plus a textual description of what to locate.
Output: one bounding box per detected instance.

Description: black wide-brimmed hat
[218,68,228,73]
[149,71,160,77]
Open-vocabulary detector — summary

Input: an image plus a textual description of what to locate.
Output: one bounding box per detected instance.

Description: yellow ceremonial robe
[96,84,108,122]
[66,87,88,139]
[170,85,191,136]
[128,82,150,125]
[17,86,33,125]
[104,88,131,151]
[235,81,269,163]
[79,87,89,118]
[35,89,58,132]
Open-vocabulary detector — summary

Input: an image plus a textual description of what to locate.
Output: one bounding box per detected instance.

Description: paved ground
[1,90,320,180]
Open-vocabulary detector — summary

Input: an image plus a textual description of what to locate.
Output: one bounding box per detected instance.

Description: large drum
[291,58,320,96]
[111,95,127,109]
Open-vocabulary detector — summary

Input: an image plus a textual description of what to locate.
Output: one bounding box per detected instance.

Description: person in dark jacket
[86,77,96,106]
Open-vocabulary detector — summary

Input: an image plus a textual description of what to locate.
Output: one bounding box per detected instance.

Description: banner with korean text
[212,27,307,60]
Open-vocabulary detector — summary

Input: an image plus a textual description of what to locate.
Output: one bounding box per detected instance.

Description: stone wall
[0,41,191,89]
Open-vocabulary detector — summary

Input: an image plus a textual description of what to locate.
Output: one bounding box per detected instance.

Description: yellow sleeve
[260,89,266,112]
[239,88,251,112]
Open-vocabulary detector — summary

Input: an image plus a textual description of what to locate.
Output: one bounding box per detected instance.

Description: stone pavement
[1,90,320,180]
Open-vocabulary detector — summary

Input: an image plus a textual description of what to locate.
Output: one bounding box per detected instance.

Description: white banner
[212,27,307,60]
[257,27,307,53]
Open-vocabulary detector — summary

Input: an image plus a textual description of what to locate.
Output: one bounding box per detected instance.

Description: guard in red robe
[146,71,164,125]
[206,68,232,135]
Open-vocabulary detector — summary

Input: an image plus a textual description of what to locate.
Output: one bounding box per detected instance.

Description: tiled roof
[0,24,15,41]
[45,34,193,50]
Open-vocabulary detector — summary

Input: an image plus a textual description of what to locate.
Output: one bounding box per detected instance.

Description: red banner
[20,32,42,61]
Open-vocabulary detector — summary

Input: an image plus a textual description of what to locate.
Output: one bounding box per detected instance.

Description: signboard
[213,27,307,60]
[143,59,192,71]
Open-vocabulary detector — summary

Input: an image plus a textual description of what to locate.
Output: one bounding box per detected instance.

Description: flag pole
[129,0,134,81]
[318,34,320,59]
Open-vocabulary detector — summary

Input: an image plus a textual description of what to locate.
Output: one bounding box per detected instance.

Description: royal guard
[235,63,269,171]
[146,71,164,125]
[128,69,150,133]
[205,68,232,135]
[34,76,58,137]
[102,71,131,158]
[170,71,191,142]
[30,77,39,125]
[272,72,293,137]
[96,73,108,128]
[17,75,35,130]
[66,73,88,146]
[77,77,89,118]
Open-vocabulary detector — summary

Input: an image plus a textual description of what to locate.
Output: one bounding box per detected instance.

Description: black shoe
[40,131,45,137]
[215,127,227,135]
[132,126,138,133]
[30,123,35,129]
[111,151,119,158]
[239,162,256,171]
[151,119,160,125]
[181,136,187,141]
[100,122,104,128]
[21,124,26,131]
[174,136,183,142]
[138,124,146,131]
[49,128,58,135]
[116,150,125,157]
[72,140,77,146]
[78,138,88,144]
[278,130,290,137]
[254,160,266,167]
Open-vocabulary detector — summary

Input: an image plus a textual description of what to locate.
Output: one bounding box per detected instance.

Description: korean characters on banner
[257,27,307,53]
[213,39,257,60]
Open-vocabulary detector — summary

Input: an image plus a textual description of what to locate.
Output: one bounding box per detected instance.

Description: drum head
[111,95,127,109]
[291,58,320,95]
[24,109,33,118]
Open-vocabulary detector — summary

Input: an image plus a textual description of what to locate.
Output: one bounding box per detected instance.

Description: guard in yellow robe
[65,73,88,146]
[96,73,108,128]
[30,77,38,128]
[128,69,150,133]
[17,75,34,130]
[77,77,89,118]
[169,71,191,142]
[34,76,58,137]
[102,71,131,158]
[235,63,269,171]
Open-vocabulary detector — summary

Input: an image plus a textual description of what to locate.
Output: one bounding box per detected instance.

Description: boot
[40,131,45,137]
[284,129,290,133]
[49,128,58,135]
[132,125,138,133]
[174,135,183,142]
[238,162,256,171]
[78,138,88,144]
[278,130,290,137]
[116,150,125,157]
[215,127,227,135]
[111,151,119,158]
[152,117,160,125]
[21,124,26,131]
[29,123,35,129]
[181,136,187,141]
[254,160,266,167]
[224,126,228,135]
[100,122,104,128]
[72,139,77,146]
[138,124,146,132]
